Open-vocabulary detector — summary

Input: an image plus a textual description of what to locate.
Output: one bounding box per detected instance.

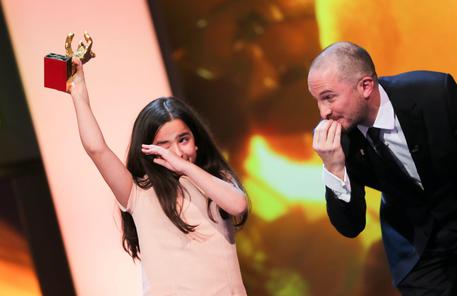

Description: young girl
[68,58,249,295]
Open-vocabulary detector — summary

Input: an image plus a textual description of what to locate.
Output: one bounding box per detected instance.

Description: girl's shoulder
[120,176,159,213]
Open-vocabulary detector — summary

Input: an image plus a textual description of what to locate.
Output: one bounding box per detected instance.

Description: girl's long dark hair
[122,97,248,260]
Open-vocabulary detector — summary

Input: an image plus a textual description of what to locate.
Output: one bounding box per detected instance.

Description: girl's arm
[141,145,247,215]
[69,58,132,207]
[182,162,247,216]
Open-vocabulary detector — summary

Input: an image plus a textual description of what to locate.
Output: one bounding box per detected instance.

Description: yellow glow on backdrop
[315,0,457,76]
[245,135,324,201]
[243,135,382,249]
[2,0,171,295]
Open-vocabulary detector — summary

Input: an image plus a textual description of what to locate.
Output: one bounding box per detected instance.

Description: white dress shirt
[323,85,422,202]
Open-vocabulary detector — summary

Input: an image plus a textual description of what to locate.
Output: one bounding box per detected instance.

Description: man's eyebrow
[318,90,333,97]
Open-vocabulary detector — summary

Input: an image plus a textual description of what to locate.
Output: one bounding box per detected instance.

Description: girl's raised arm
[69,58,132,208]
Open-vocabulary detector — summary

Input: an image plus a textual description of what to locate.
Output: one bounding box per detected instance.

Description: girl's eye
[179,137,189,143]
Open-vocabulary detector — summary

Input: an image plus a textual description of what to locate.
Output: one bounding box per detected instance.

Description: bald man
[308,42,457,295]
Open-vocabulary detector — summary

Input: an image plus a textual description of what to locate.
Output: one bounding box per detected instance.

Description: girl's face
[153,119,197,163]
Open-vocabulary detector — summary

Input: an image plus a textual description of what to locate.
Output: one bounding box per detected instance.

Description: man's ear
[359,76,375,98]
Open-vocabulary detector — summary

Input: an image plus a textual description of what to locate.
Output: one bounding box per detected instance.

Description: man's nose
[319,105,332,119]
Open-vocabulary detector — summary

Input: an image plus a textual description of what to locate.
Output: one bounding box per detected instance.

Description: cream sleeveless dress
[119,176,247,296]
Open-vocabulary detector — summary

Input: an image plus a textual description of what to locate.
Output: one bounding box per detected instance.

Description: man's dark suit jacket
[325,71,457,285]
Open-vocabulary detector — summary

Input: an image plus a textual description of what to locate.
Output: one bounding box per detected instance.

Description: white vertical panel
[2,1,171,294]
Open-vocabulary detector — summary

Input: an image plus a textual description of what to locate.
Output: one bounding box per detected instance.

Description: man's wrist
[325,164,345,180]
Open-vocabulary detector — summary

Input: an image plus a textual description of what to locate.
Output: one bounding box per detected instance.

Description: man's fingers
[313,120,332,147]
[333,123,342,146]
[326,121,337,145]
[313,120,326,149]
[313,120,343,156]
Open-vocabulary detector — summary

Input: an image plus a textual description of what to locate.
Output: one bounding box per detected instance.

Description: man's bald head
[309,42,377,85]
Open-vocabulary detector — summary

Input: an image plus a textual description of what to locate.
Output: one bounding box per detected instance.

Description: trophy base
[44,53,72,92]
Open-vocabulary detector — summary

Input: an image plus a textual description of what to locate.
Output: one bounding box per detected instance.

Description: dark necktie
[367,127,384,153]
[367,127,423,194]
[367,127,403,171]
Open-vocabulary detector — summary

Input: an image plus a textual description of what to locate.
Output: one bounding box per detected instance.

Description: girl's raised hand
[67,57,86,95]
[141,144,191,175]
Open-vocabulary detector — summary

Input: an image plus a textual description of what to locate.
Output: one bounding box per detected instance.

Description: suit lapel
[345,128,405,192]
[341,79,428,203]
[380,79,433,191]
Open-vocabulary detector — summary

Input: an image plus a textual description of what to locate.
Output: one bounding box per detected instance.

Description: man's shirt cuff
[322,166,351,202]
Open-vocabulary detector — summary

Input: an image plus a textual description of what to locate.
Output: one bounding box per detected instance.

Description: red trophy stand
[44,53,72,92]
[44,32,95,92]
